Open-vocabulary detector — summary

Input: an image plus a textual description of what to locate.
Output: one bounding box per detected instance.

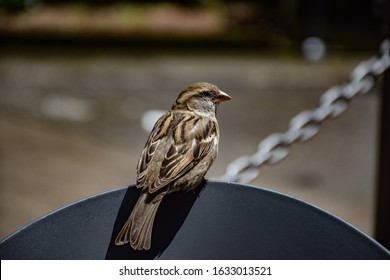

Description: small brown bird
[115,82,231,250]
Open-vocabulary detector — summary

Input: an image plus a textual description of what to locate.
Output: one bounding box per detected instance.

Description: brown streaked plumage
[115,82,231,250]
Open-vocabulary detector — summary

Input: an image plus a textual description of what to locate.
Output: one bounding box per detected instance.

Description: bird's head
[172,82,231,116]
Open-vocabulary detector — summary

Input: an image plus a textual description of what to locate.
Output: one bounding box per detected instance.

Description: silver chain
[220,39,390,184]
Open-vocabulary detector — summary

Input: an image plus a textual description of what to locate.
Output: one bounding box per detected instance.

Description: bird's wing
[136,111,174,188]
[143,111,218,193]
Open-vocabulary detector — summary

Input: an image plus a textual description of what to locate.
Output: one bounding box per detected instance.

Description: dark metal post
[374,0,390,250]
[375,66,390,249]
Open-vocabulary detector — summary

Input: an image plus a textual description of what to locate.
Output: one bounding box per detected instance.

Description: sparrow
[115,82,231,250]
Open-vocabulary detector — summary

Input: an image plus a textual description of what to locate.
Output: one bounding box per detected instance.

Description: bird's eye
[201,91,212,98]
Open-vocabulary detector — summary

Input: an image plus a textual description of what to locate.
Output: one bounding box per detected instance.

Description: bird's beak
[215,90,232,103]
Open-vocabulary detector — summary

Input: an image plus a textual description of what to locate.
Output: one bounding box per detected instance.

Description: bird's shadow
[105,181,205,259]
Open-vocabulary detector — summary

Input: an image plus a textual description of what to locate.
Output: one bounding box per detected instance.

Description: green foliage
[0,0,25,10]
[0,0,42,11]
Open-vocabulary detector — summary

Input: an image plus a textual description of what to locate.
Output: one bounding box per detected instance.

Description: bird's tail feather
[115,191,164,250]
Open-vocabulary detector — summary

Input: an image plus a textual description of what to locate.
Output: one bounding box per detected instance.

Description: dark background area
[0,0,386,51]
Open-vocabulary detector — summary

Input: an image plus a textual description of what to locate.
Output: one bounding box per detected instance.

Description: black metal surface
[1,181,389,260]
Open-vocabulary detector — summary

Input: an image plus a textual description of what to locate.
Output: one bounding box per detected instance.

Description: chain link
[220,39,390,183]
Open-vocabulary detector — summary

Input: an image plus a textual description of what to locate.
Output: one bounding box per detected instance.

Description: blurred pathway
[0,53,378,239]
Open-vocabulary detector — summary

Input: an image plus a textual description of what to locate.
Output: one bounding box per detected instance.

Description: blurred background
[1,0,389,247]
